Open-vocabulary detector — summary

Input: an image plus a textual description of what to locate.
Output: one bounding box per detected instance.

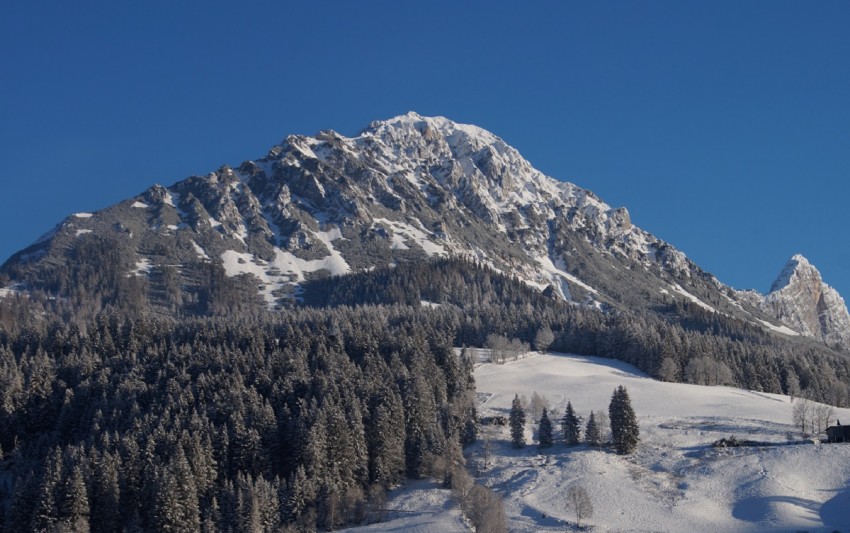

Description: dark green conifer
[561,401,581,445]
[537,408,554,450]
[509,394,526,449]
[609,385,639,454]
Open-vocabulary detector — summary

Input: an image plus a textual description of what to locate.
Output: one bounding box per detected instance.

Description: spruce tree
[59,464,91,531]
[561,401,581,445]
[609,385,639,454]
[585,412,601,447]
[32,448,62,532]
[537,408,554,450]
[509,394,526,449]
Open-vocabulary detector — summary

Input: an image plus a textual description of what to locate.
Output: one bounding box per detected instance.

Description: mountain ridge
[1,113,848,351]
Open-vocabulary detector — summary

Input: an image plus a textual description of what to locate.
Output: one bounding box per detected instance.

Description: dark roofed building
[826,423,850,443]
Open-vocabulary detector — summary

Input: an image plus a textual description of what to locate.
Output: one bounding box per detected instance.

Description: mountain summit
[762,254,850,349]
[1,113,848,350]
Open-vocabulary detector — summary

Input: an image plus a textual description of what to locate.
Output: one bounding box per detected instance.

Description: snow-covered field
[472,352,850,532]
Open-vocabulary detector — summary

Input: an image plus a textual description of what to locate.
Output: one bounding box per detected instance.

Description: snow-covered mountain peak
[364,112,501,147]
[769,253,817,293]
[4,113,849,352]
[759,254,850,349]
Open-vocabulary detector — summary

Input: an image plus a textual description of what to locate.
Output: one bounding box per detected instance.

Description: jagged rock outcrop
[759,254,850,350]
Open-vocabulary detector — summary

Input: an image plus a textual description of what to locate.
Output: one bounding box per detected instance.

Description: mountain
[0,112,848,350]
[736,254,850,350]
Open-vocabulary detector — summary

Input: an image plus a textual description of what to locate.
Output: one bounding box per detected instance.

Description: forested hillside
[302,259,850,406]
[0,307,476,531]
[2,259,849,531]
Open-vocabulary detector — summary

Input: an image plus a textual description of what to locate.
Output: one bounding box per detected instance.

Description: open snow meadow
[474,352,850,532]
[350,351,850,533]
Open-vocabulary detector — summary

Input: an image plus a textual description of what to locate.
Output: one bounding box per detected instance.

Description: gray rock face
[1,112,848,351]
[761,254,850,350]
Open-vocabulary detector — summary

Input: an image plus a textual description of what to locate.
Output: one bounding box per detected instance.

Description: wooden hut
[826,422,850,443]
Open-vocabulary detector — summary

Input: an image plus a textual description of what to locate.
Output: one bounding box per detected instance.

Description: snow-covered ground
[472,352,850,532]
[339,480,467,533]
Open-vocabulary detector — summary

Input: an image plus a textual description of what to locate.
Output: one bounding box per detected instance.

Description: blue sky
[2,1,849,297]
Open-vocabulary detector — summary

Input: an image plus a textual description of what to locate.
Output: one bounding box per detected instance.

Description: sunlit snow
[473,352,850,532]
[374,218,447,257]
[671,283,716,313]
[191,241,210,260]
[220,227,351,306]
[129,258,152,277]
[756,319,800,337]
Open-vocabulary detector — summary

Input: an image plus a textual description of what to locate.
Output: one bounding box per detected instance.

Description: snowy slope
[473,352,850,532]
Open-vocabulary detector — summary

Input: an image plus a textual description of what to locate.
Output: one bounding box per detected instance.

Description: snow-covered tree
[609,385,639,454]
[58,464,90,532]
[533,326,555,353]
[561,401,581,445]
[585,411,601,447]
[537,408,553,450]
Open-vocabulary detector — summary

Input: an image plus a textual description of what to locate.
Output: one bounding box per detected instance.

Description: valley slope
[472,351,850,532]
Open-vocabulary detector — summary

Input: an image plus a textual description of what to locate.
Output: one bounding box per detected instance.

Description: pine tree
[32,448,62,532]
[561,401,581,445]
[155,448,201,532]
[90,452,121,533]
[609,385,639,454]
[537,408,553,450]
[58,464,91,532]
[585,411,601,447]
[509,394,526,449]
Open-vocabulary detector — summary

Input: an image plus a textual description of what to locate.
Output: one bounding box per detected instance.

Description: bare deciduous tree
[566,485,593,529]
[812,401,835,434]
[793,396,835,436]
[534,326,555,353]
[529,391,549,422]
[467,485,507,533]
[479,436,493,472]
[792,397,812,436]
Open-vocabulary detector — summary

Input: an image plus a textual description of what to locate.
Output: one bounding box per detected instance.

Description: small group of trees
[683,356,734,386]
[486,334,530,364]
[486,326,553,364]
[507,387,639,455]
[792,396,836,437]
[562,401,610,448]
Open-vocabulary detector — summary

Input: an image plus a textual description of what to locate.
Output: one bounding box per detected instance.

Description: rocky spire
[764,254,850,349]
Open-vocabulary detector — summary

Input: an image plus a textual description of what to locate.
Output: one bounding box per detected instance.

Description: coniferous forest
[0,308,476,531]
[1,258,850,531]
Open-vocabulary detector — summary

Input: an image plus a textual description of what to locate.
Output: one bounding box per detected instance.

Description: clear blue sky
[2,1,849,297]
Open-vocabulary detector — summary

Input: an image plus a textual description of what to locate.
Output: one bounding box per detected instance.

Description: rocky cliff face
[1,113,848,351]
[759,254,850,349]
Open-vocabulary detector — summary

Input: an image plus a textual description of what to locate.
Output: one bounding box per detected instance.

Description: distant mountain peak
[762,254,850,348]
[769,253,816,293]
